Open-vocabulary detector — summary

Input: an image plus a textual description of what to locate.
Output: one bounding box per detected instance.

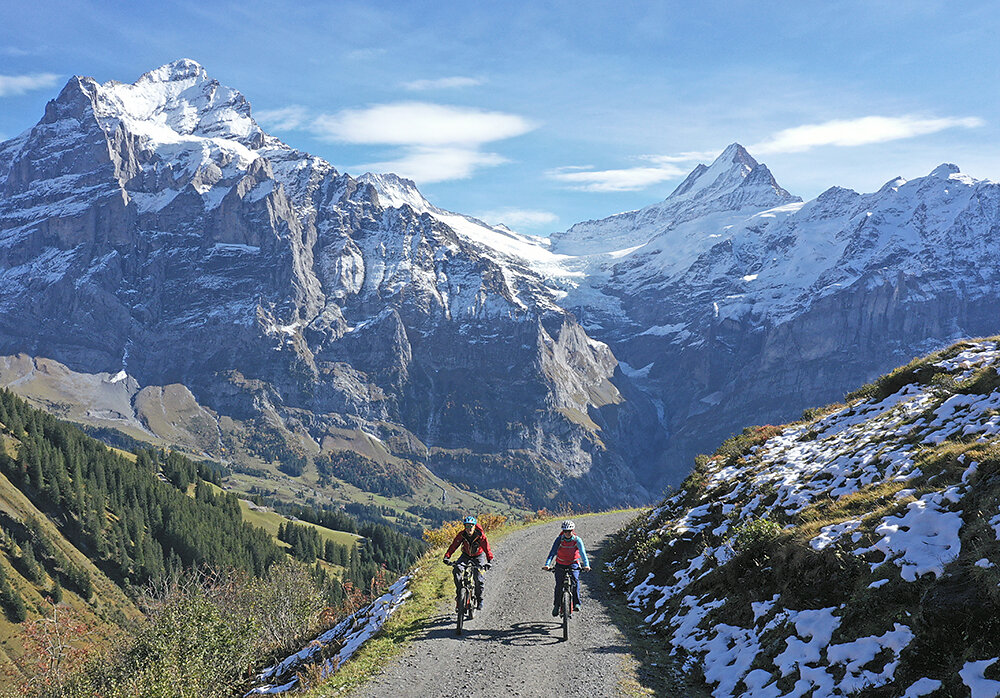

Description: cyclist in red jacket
[443,515,493,610]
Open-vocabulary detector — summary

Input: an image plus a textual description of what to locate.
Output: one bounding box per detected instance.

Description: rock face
[4,60,1000,505]
[549,147,1000,491]
[0,60,660,507]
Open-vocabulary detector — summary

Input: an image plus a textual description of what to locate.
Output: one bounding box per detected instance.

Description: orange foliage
[5,605,98,696]
[422,513,508,549]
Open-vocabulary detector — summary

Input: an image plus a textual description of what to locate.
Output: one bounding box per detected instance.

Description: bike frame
[551,566,575,641]
[446,560,479,635]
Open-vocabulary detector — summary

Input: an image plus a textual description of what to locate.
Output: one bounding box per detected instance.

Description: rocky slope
[606,338,1000,697]
[0,60,659,507]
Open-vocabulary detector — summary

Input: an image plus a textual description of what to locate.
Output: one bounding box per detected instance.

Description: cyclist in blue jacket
[542,520,590,616]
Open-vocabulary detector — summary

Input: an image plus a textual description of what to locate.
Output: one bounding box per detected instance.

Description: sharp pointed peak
[714,142,757,168]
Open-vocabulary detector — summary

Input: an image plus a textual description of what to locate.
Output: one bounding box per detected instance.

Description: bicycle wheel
[562,587,571,641]
[456,586,465,635]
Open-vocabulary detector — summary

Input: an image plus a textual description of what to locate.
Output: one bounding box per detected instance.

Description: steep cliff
[0,60,659,507]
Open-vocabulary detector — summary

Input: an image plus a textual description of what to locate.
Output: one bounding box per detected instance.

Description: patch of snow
[902,677,942,697]
[864,491,963,581]
[960,658,1000,698]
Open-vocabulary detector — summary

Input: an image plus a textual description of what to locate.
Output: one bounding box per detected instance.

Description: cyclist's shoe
[475,598,483,611]
[552,605,559,617]
[573,603,581,612]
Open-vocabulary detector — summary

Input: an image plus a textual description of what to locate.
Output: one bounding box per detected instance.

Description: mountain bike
[444,560,487,635]
[547,566,576,641]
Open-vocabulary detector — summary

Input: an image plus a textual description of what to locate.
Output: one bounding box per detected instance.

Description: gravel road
[350,510,647,698]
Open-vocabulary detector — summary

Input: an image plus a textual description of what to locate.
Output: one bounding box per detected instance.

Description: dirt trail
[350,510,648,698]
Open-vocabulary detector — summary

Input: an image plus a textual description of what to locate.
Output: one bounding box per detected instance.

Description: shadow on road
[422,618,565,646]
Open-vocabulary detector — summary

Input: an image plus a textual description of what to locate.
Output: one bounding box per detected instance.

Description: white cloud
[403,76,483,91]
[254,105,309,131]
[751,115,985,154]
[311,102,535,147]
[355,146,508,183]
[548,164,687,192]
[475,208,558,228]
[0,73,60,97]
[315,102,534,183]
[643,150,722,165]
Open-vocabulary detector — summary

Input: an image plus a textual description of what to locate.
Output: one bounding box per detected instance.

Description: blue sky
[2,1,998,234]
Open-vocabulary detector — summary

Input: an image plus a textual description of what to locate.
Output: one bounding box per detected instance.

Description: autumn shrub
[422,513,507,548]
[56,561,334,697]
[731,518,782,559]
[2,606,98,697]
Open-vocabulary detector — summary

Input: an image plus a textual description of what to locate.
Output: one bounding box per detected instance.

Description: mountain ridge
[4,59,1000,505]
[0,61,660,509]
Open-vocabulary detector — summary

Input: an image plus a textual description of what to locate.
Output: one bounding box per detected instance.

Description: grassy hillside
[608,338,1000,697]
[0,448,138,674]
[0,388,433,693]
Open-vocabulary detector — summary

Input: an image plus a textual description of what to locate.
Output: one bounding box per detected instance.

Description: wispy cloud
[548,164,687,192]
[309,101,535,183]
[751,115,984,154]
[403,76,483,91]
[475,208,558,228]
[311,102,534,146]
[0,72,60,97]
[355,146,507,183]
[345,47,386,62]
[255,105,309,131]
[643,150,720,165]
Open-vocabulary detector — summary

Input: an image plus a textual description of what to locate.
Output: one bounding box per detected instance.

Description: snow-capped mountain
[549,143,800,257]
[607,338,1000,696]
[542,145,1000,491]
[4,58,1000,505]
[0,60,661,507]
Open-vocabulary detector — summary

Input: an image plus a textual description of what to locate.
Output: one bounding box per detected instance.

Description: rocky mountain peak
[666,142,796,208]
[87,60,260,147]
[358,172,433,213]
[929,162,961,178]
[135,58,209,84]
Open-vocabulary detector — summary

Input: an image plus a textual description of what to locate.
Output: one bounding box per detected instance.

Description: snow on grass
[902,677,942,697]
[826,623,913,693]
[862,491,963,580]
[960,659,1000,698]
[247,574,413,695]
[609,338,1000,696]
[809,519,862,551]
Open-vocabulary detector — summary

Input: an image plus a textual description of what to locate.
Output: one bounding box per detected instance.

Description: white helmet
[561,520,575,531]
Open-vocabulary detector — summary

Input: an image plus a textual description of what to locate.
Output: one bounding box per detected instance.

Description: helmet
[561,520,575,531]
[463,516,477,525]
